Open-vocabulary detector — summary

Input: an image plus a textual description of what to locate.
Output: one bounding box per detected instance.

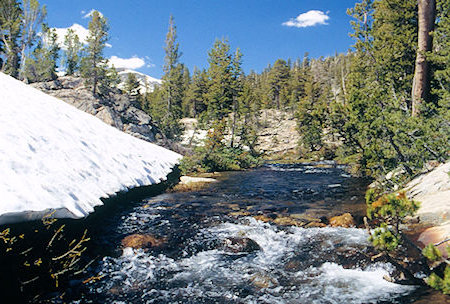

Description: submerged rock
[223,237,261,253]
[250,273,277,289]
[121,234,165,249]
[329,213,355,228]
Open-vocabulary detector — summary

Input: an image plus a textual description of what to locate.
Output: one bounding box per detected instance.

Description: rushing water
[70,163,438,303]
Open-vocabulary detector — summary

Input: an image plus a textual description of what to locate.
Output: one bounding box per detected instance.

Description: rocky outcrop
[406,161,450,253]
[31,76,162,144]
[179,110,301,157]
[255,109,300,156]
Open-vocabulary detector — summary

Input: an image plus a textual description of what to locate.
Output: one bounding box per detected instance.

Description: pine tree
[97,64,120,96]
[80,10,109,96]
[296,67,327,154]
[183,67,208,118]
[430,0,450,121]
[0,0,22,78]
[206,38,234,121]
[23,25,59,82]
[124,72,141,98]
[63,28,81,75]
[267,59,290,109]
[154,15,185,138]
[229,48,244,147]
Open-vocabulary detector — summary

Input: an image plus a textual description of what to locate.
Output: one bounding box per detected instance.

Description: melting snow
[0,72,181,224]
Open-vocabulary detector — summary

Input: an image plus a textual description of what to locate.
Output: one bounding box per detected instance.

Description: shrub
[366,190,419,251]
[180,119,261,174]
[422,244,450,294]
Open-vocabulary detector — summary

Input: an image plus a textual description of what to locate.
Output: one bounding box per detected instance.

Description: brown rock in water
[229,211,251,217]
[273,216,305,227]
[253,215,272,223]
[329,213,355,228]
[121,234,165,249]
[223,237,261,253]
[305,222,327,228]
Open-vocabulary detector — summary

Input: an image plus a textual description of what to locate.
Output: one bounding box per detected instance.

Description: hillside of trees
[1,0,449,189]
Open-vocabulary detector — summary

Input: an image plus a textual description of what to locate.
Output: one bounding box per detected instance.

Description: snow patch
[0,72,181,224]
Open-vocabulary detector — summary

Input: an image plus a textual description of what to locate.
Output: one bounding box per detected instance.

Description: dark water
[69,163,443,304]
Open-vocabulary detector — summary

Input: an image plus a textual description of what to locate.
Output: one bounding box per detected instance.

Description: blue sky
[43,0,359,78]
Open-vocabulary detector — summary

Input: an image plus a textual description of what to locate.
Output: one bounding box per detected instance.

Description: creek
[69,162,442,303]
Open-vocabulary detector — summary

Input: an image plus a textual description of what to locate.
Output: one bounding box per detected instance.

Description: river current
[71,162,441,303]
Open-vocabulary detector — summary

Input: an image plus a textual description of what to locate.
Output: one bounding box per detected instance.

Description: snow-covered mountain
[117,68,162,94]
[0,72,180,225]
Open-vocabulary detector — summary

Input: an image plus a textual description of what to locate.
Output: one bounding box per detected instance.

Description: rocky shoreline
[406,161,450,256]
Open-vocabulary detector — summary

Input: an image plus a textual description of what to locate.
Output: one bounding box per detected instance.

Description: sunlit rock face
[0,72,181,225]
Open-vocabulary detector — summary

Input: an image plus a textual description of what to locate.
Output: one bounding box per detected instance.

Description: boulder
[223,237,260,253]
[95,106,123,129]
[406,161,450,254]
[121,234,165,249]
[273,216,305,227]
[329,213,355,228]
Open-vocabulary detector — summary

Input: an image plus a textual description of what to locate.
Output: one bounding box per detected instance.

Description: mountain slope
[0,72,181,225]
[117,68,162,93]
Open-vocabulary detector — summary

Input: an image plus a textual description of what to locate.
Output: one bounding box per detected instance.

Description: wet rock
[250,274,276,289]
[223,237,261,253]
[329,213,355,228]
[305,222,327,228]
[319,216,329,225]
[225,203,240,210]
[284,260,302,271]
[253,214,273,223]
[229,211,251,217]
[273,216,305,227]
[121,234,165,249]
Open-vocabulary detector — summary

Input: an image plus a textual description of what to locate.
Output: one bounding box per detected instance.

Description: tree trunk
[412,0,436,117]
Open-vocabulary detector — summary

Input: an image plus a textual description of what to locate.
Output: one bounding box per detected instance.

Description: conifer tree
[206,38,234,121]
[80,10,109,96]
[124,72,141,98]
[97,64,120,96]
[23,25,59,82]
[63,28,81,75]
[153,15,185,138]
[0,0,22,77]
[267,59,290,109]
[229,48,244,147]
[183,67,208,118]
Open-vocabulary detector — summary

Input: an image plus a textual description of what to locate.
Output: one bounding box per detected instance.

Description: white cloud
[282,10,330,28]
[52,24,89,48]
[51,23,112,48]
[82,9,104,19]
[109,56,146,70]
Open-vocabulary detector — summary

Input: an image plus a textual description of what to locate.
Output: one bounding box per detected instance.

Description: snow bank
[0,72,181,225]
